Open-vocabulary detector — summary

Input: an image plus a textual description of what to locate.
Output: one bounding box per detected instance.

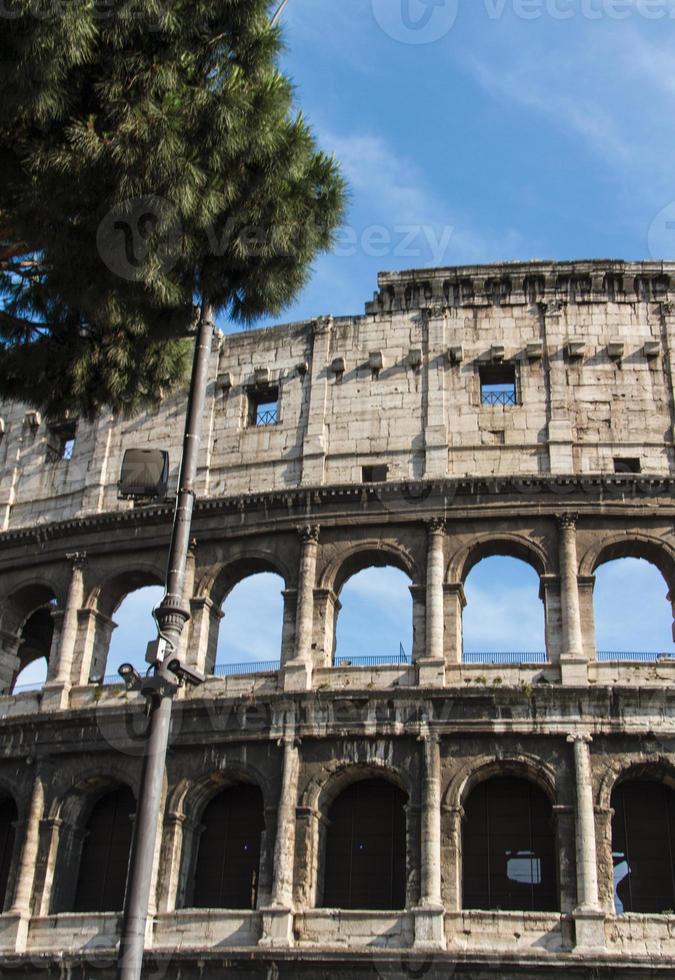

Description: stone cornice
[0,474,672,551]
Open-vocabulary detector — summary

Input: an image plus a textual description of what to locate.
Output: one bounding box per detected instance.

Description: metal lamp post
[115,3,294,971]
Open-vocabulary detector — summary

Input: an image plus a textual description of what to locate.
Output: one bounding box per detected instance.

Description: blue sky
[242,0,675,329]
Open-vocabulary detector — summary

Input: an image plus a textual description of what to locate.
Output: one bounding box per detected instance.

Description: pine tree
[0,0,345,418]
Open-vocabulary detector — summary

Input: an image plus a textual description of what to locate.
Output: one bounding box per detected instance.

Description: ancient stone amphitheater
[0,259,672,978]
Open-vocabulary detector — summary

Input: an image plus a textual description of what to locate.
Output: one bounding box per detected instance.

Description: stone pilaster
[423,308,449,478]
[558,515,588,684]
[283,526,319,691]
[42,553,86,709]
[418,519,446,686]
[414,731,445,949]
[568,733,605,952]
[72,607,117,685]
[301,317,332,486]
[10,771,44,950]
[260,711,300,948]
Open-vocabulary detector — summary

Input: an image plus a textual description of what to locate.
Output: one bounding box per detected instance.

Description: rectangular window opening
[480,364,517,407]
[614,457,641,474]
[362,464,388,484]
[47,419,78,462]
[248,386,279,427]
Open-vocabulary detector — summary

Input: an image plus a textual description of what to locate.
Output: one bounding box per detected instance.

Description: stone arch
[169,761,272,821]
[448,534,550,586]
[48,769,138,915]
[167,763,271,912]
[0,582,60,693]
[302,756,412,814]
[305,758,411,911]
[198,551,293,606]
[579,533,675,597]
[444,753,557,812]
[596,756,675,812]
[318,539,419,596]
[86,563,165,618]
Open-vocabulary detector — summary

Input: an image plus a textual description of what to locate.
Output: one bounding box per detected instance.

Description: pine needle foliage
[0,0,346,418]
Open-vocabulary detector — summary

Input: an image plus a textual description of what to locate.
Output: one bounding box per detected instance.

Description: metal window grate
[255,406,278,426]
[481,390,517,406]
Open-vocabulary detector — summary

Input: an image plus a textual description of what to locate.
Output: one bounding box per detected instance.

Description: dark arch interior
[322,778,407,910]
[0,797,17,910]
[73,785,135,912]
[612,779,675,914]
[191,783,265,909]
[462,776,557,912]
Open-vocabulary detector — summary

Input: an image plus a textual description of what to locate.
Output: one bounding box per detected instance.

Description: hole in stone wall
[216,572,284,674]
[334,566,412,667]
[594,558,673,655]
[479,364,517,406]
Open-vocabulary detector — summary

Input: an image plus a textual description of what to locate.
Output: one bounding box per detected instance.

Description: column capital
[426,517,446,536]
[421,304,448,320]
[297,524,320,544]
[65,551,87,568]
[557,512,579,531]
[567,732,593,745]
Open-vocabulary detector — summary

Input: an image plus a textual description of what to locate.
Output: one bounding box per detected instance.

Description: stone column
[279,589,298,668]
[415,730,445,949]
[418,520,446,686]
[567,733,605,951]
[9,773,44,950]
[43,553,86,709]
[558,515,588,684]
[260,712,300,947]
[283,526,319,691]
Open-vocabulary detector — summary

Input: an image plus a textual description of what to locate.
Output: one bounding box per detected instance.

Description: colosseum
[0,258,672,978]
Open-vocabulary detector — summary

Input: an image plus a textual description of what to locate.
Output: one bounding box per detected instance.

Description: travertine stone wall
[0,260,673,530]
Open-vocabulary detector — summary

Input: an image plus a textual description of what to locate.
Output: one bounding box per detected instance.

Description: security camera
[118,663,142,691]
[166,659,204,687]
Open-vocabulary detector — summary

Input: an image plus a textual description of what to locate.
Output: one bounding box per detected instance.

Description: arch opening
[11,603,55,693]
[72,785,135,913]
[611,778,675,914]
[594,558,674,660]
[215,572,285,676]
[462,556,546,665]
[333,565,413,668]
[321,778,407,910]
[462,776,558,912]
[190,784,265,909]
[103,585,165,683]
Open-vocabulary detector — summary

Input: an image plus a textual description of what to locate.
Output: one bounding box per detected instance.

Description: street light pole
[116,301,214,980]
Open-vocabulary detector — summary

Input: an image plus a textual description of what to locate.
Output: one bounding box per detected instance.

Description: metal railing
[596,651,675,663]
[481,390,517,406]
[213,660,280,677]
[463,652,547,665]
[333,648,412,668]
